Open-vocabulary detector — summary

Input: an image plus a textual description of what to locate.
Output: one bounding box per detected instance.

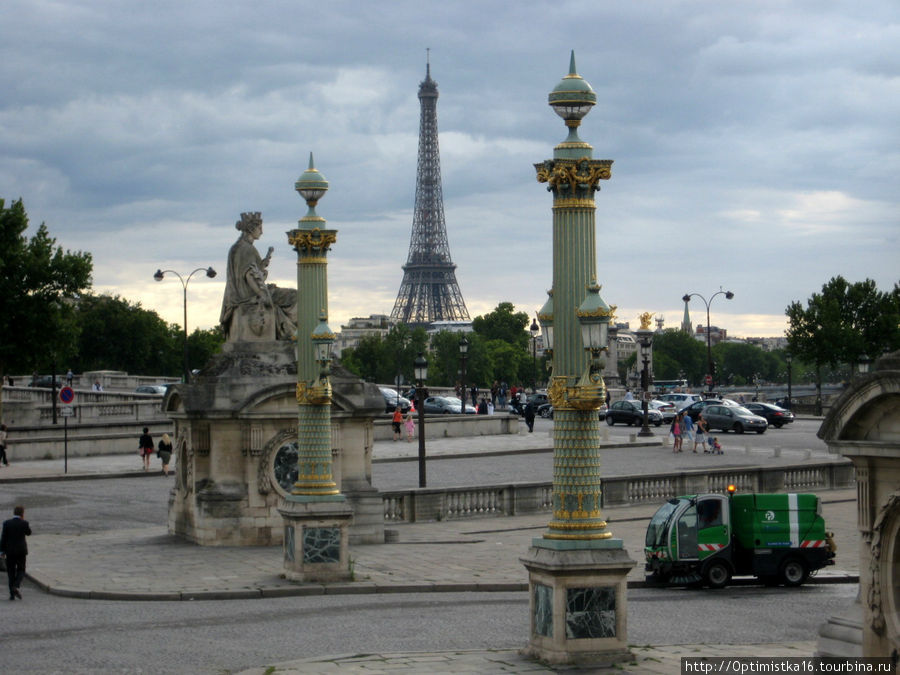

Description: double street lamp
[682,289,734,392]
[414,353,428,488]
[154,266,217,383]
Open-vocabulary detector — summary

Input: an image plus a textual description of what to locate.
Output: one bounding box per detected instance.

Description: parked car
[605,399,662,427]
[423,396,475,414]
[744,402,795,428]
[527,392,550,407]
[657,393,702,410]
[135,384,169,396]
[648,399,676,423]
[379,387,411,414]
[701,404,768,434]
[29,375,62,388]
[537,403,553,419]
[680,397,740,422]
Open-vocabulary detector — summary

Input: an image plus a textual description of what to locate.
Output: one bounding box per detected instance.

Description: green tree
[650,330,707,386]
[472,302,530,350]
[786,275,900,412]
[73,294,180,375]
[188,326,225,374]
[0,198,92,415]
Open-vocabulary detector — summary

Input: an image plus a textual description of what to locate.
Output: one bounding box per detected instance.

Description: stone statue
[219,212,297,342]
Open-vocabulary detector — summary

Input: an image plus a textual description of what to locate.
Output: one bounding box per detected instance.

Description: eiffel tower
[390,56,470,327]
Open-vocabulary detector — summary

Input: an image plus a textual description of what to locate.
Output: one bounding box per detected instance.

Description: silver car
[701,404,767,434]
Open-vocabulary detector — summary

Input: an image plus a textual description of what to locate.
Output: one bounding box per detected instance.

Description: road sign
[704,374,713,386]
[59,386,75,404]
[60,406,75,417]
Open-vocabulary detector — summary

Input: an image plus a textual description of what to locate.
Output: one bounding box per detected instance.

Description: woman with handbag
[157,433,173,476]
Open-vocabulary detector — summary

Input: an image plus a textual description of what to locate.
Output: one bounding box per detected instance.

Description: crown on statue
[236,211,262,232]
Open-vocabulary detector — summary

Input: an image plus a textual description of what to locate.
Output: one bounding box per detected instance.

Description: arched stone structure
[817,352,900,660]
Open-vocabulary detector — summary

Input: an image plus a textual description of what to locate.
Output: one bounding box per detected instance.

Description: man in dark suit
[0,505,31,600]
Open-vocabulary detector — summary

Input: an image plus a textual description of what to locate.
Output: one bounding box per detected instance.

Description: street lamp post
[522,53,635,666]
[153,266,217,383]
[682,289,734,392]
[530,317,539,392]
[785,353,793,409]
[635,327,654,437]
[414,353,428,487]
[458,336,468,415]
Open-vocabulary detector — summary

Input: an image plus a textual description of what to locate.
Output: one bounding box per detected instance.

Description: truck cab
[645,491,835,589]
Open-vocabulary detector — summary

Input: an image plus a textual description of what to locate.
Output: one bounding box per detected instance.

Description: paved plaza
[0,419,861,673]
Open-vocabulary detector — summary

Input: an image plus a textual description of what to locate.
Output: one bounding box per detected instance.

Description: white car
[657,393,702,410]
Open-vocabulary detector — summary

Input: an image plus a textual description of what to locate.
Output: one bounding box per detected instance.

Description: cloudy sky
[2,0,897,340]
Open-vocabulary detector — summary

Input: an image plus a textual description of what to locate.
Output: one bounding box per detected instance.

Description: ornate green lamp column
[521,52,635,667]
[278,153,352,583]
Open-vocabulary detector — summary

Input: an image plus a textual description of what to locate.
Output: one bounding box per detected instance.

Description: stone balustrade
[380,459,855,523]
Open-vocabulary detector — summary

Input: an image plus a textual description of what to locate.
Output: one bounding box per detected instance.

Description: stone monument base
[279,496,353,583]
[520,541,636,666]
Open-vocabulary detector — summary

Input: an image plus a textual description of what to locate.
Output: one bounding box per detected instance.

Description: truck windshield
[645,499,682,547]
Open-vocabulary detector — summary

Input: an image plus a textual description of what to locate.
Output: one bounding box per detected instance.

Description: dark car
[680,397,739,422]
[701,404,768,434]
[135,384,169,396]
[606,399,662,427]
[379,387,411,414]
[744,402,795,428]
[527,392,550,407]
[423,396,476,414]
[29,375,62,388]
[538,403,553,419]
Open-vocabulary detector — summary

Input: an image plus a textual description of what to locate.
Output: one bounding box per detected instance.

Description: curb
[26,573,859,603]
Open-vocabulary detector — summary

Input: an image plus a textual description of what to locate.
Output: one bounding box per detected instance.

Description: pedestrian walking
[404,410,415,442]
[138,427,154,471]
[0,424,9,467]
[670,412,683,452]
[157,433,173,476]
[391,407,403,442]
[682,413,696,452]
[694,414,707,452]
[524,401,535,433]
[470,384,478,409]
[0,505,31,601]
[65,369,74,386]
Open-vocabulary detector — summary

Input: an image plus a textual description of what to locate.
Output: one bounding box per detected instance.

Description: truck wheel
[733,423,744,434]
[704,561,731,589]
[779,559,808,587]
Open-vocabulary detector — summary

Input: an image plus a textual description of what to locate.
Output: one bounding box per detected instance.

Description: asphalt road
[1,582,855,674]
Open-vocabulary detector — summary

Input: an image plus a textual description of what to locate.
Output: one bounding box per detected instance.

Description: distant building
[695,324,727,346]
[745,336,788,351]
[335,314,394,356]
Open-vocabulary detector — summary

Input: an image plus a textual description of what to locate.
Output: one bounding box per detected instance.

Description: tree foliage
[649,330,707,385]
[0,198,93,381]
[786,276,900,369]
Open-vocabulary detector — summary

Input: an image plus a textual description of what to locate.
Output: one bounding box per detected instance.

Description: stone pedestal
[279,497,353,583]
[166,343,384,547]
[520,542,636,666]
